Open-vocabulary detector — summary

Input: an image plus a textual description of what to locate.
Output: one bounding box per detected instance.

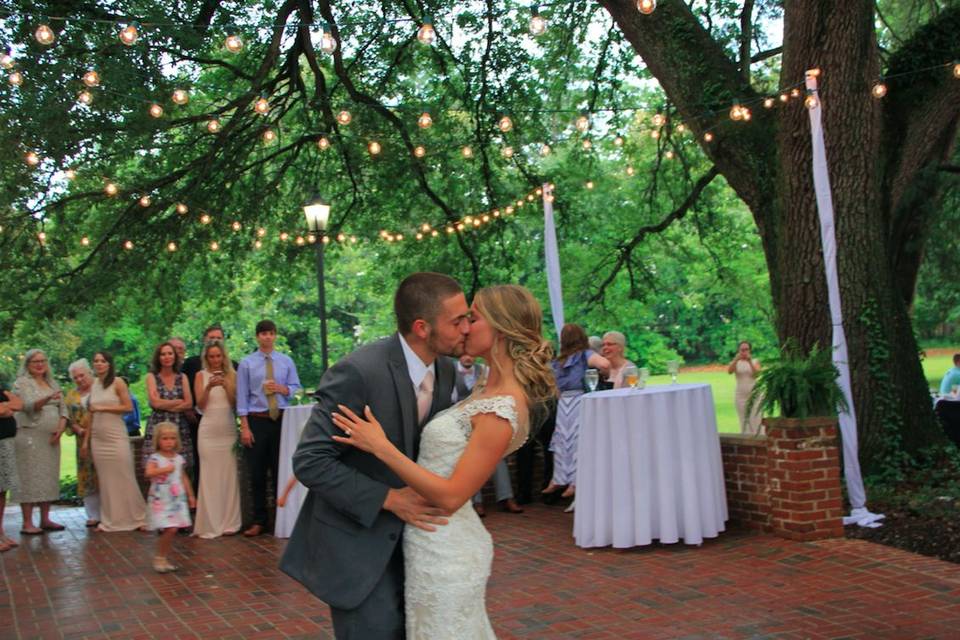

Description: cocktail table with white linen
[274,403,316,538]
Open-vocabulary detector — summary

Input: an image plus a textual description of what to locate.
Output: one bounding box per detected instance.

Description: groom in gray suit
[280,272,470,639]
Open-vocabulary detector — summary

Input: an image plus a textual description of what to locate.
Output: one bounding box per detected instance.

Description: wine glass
[622,365,639,389]
[584,368,600,392]
[666,360,680,384]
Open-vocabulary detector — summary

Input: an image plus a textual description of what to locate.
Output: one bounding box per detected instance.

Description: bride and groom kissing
[280,272,556,639]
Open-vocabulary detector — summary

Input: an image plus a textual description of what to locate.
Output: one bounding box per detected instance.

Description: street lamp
[303,194,331,372]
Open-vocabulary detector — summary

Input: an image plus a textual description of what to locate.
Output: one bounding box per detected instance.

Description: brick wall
[719,417,844,541]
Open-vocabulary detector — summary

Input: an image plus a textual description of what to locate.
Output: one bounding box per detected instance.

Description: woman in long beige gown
[728,341,763,435]
[192,340,241,538]
[85,351,146,532]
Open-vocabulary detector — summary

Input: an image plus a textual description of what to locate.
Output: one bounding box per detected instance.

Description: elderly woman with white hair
[600,331,637,389]
[65,358,100,527]
[13,349,68,534]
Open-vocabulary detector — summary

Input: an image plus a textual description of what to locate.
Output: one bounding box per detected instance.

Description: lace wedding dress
[404,395,527,639]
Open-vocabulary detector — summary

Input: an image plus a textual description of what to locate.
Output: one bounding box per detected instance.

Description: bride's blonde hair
[473,285,557,422]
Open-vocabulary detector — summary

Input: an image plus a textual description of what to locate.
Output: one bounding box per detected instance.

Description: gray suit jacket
[279,334,455,609]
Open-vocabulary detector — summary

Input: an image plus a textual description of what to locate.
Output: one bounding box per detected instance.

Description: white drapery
[543,183,565,341]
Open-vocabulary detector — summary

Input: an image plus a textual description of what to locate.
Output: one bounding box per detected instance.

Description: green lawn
[58,352,958,481]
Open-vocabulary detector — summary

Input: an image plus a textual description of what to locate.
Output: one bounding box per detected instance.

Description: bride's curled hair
[473,285,557,435]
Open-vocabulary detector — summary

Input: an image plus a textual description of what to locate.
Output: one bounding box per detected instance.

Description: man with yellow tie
[237,319,301,537]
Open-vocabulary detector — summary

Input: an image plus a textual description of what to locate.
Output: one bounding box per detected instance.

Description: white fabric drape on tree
[543,183,565,341]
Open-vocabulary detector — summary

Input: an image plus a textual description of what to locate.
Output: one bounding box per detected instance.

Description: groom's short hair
[395,272,463,334]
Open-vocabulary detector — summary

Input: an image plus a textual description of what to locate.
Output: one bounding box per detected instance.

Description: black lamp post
[303,194,331,372]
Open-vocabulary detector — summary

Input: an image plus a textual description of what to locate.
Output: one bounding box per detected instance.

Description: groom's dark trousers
[280,335,455,639]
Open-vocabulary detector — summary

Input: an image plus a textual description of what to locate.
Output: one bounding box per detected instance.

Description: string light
[790,88,801,98]
[0,52,13,69]
[119,24,139,46]
[35,24,56,45]
[176,203,188,214]
[664,150,675,159]
[279,231,290,242]
[954,62,960,79]
[138,195,151,207]
[262,128,276,143]
[254,239,262,249]
[871,81,887,98]
[225,34,243,53]
[651,113,666,127]
[254,227,266,238]
[650,129,660,139]
[80,236,90,246]
[729,103,744,121]
[8,71,23,86]
[529,7,547,36]
[498,115,513,132]
[319,23,337,54]
[210,241,220,251]
[148,103,164,118]
[25,151,40,167]
[741,107,752,121]
[501,146,514,158]
[575,112,591,132]
[337,109,352,125]
[637,0,657,15]
[779,92,789,103]
[296,235,306,245]
[200,213,212,224]
[38,231,47,243]
[676,123,686,133]
[368,140,382,155]
[172,89,189,105]
[64,169,76,180]
[104,181,119,196]
[317,136,330,150]
[206,119,221,133]
[703,132,714,142]
[539,143,551,156]
[461,145,474,158]
[167,241,177,252]
[78,90,93,105]
[585,180,594,189]
[417,111,433,129]
[254,96,270,114]
[417,17,437,45]
[582,138,593,150]
[613,135,624,146]
[413,145,426,158]
[626,165,635,176]
[123,240,134,250]
[82,70,100,87]
[804,92,819,109]
[763,97,775,108]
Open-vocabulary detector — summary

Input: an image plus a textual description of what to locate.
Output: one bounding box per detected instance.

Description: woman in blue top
[543,323,609,506]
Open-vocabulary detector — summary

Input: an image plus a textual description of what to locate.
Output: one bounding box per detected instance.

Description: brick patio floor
[2,504,959,639]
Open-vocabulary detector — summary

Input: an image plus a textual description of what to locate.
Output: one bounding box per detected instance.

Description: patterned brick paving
[2,504,959,639]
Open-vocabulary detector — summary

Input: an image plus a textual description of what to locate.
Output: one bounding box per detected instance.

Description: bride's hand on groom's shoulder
[332,404,388,455]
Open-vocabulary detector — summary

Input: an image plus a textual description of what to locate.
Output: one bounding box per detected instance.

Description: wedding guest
[0,379,23,552]
[123,391,141,436]
[192,339,241,538]
[168,337,187,364]
[143,343,194,477]
[600,331,636,389]
[237,319,301,537]
[728,341,763,435]
[13,349,67,535]
[543,324,609,509]
[588,335,603,353]
[145,422,195,573]
[65,359,100,527]
[86,351,146,531]
[456,355,523,517]
[939,354,960,396]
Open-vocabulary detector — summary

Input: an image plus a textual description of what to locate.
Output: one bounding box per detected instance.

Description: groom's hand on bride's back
[384,487,450,531]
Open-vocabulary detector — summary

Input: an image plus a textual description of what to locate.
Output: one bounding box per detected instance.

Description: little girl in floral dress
[144,421,195,573]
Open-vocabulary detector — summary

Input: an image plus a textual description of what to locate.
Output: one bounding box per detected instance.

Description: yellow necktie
[265,355,279,420]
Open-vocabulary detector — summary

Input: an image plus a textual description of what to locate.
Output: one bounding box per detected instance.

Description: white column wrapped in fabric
[574,385,727,548]
[274,403,315,538]
[542,183,565,341]
[804,70,868,514]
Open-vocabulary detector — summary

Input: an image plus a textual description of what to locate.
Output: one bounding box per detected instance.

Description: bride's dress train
[403,395,526,639]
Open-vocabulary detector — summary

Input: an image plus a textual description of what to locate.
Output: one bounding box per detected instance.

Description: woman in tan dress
[85,351,146,532]
[13,349,67,534]
[728,341,763,435]
[192,340,241,538]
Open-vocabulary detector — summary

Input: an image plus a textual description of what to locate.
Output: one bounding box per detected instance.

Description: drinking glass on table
[623,364,639,389]
[584,368,600,392]
[639,367,650,387]
[667,360,680,384]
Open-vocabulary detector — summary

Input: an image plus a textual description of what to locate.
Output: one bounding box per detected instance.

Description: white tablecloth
[274,403,316,538]
[574,384,728,548]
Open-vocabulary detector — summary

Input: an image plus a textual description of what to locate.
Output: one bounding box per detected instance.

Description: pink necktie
[417,369,435,425]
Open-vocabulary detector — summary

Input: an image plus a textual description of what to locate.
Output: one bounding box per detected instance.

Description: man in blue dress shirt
[237,319,301,536]
[939,354,960,396]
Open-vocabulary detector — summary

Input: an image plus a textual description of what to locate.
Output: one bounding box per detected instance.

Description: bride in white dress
[333,284,556,639]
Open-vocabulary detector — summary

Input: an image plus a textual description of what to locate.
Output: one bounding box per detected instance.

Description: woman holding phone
[192,339,241,538]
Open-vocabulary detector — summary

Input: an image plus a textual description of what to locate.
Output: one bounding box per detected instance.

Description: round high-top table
[274,403,315,538]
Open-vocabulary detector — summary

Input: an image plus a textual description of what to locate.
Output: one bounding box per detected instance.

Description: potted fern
[747,340,848,430]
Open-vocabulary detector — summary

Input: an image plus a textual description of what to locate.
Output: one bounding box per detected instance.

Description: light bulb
[539,143,551,156]
[80,236,90,246]
[498,115,513,132]
[741,107,752,121]
[676,123,686,133]
[575,113,590,132]
[254,240,262,249]
[585,180,594,190]
[336,233,346,242]
[763,97,775,109]
[651,113,666,127]
[210,241,219,251]
[501,146,514,158]
[119,24,139,46]
[729,104,743,121]
[416,233,423,240]
[954,62,960,79]
[254,97,270,114]
[317,136,330,150]
[225,34,243,53]
[650,129,660,139]
[8,71,23,86]
[200,213,212,224]
[172,89,189,105]
[417,111,433,129]
[319,24,337,54]
[417,19,436,45]
[0,53,13,69]
[139,195,151,207]
[83,70,100,87]
[779,92,789,103]
[296,235,306,246]
[613,135,624,146]
[262,129,276,143]
[78,90,93,105]
[582,138,593,150]
[167,241,177,252]
[123,240,134,250]
[64,169,76,180]
[804,94,819,109]
[38,231,47,243]
[637,0,657,14]
[626,165,635,176]
[413,145,426,158]
[176,203,188,214]
[337,109,352,125]
[461,146,473,158]
[368,140,382,155]
[665,150,675,159]
[310,234,317,243]
[790,88,801,98]
[25,151,40,167]
[35,24,56,46]
[257,227,266,237]
[529,10,547,36]
[703,132,714,142]
[207,119,221,133]
[871,82,887,98]
[148,103,164,118]
[280,232,290,241]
